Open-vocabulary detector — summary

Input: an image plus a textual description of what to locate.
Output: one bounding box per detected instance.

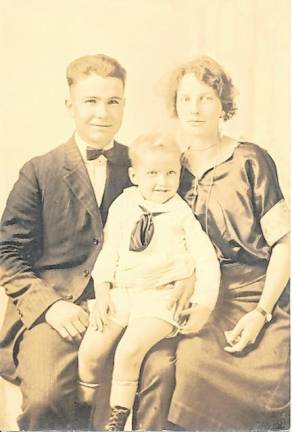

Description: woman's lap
[169,278,290,430]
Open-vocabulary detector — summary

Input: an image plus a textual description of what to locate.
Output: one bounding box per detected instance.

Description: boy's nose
[156,174,166,187]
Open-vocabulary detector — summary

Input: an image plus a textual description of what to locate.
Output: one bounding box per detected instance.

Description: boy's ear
[128,167,137,185]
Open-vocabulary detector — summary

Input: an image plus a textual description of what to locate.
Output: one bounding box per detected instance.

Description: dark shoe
[105,406,130,431]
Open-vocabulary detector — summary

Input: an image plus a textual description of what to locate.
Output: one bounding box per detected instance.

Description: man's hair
[129,132,182,167]
[164,55,237,121]
[66,54,126,87]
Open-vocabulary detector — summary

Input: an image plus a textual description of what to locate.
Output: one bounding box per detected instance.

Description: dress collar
[183,136,240,179]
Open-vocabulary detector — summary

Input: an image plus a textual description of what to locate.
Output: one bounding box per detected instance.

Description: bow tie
[129,205,164,252]
[86,146,115,161]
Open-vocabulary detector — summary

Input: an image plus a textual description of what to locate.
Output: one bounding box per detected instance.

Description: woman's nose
[190,98,200,114]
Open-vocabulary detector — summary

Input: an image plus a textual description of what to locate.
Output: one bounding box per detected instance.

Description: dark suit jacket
[0,136,131,381]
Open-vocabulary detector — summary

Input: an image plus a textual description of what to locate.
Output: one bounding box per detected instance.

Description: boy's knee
[114,341,144,369]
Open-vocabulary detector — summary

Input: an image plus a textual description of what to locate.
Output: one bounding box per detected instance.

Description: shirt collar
[75,132,114,163]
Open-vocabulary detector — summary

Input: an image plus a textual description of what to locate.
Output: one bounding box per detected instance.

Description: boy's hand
[166,273,195,321]
[179,303,213,335]
[90,283,115,332]
[45,300,89,343]
[224,310,266,353]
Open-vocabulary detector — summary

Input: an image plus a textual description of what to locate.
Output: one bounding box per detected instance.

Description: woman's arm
[224,233,290,353]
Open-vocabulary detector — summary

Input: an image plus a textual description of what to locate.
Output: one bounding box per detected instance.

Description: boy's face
[66,74,125,148]
[129,150,181,204]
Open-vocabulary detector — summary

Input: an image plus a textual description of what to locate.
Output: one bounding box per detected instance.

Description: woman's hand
[90,283,115,331]
[224,309,266,353]
[166,273,195,321]
[179,303,213,336]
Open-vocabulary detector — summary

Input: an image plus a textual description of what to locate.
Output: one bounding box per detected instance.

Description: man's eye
[108,99,120,105]
[85,99,96,104]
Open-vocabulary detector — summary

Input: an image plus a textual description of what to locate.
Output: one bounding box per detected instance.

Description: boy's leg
[78,321,124,404]
[110,318,174,410]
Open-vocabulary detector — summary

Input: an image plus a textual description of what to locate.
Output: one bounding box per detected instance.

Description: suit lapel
[62,138,100,221]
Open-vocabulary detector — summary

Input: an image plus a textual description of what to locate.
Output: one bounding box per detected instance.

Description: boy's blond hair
[129,132,181,167]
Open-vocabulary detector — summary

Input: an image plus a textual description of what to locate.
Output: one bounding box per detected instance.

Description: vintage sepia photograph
[0,0,290,430]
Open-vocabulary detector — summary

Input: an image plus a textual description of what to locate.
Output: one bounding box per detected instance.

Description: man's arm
[0,160,63,329]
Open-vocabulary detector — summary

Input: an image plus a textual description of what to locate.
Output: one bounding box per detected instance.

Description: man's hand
[166,273,195,321]
[179,303,213,335]
[45,300,89,343]
[224,309,266,353]
[90,282,115,331]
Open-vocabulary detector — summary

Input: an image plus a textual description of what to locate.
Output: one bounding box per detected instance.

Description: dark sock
[74,402,92,430]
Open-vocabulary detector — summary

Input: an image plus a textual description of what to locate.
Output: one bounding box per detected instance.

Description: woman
[164,56,290,430]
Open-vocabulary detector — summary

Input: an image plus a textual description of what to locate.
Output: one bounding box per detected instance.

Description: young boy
[78,132,221,431]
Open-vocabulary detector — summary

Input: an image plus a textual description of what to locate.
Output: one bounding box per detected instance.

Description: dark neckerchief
[129,205,164,252]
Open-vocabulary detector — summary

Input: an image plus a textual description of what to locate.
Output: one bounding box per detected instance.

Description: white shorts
[88,287,178,329]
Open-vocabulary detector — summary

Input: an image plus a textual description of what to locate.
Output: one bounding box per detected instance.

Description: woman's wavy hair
[164,56,237,121]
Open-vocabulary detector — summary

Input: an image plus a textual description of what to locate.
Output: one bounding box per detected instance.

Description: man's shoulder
[20,137,75,179]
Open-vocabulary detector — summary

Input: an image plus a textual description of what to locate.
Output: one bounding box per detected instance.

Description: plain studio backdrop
[0,0,289,429]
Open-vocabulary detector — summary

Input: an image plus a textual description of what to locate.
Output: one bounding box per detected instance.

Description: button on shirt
[75,133,114,206]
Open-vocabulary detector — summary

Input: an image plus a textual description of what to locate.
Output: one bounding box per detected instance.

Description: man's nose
[95,101,108,118]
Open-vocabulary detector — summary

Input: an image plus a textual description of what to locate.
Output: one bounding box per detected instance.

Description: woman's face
[175,73,223,138]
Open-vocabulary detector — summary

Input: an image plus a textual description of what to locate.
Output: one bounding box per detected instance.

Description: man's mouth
[90,124,112,128]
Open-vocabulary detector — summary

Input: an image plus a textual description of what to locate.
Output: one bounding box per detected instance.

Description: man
[0,54,182,430]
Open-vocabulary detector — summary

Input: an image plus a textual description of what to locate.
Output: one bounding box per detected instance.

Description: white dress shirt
[75,133,114,206]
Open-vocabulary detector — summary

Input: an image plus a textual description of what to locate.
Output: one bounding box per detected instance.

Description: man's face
[66,74,125,148]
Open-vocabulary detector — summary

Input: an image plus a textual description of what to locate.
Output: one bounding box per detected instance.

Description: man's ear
[65,98,73,116]
[128,167,137,185]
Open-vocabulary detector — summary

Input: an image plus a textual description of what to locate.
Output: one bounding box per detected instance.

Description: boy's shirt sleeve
[183,209,221,310]
[92,194,124,286]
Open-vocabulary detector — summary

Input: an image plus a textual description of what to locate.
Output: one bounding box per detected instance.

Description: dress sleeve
[182,210,221,310]
[247,146,289,246]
